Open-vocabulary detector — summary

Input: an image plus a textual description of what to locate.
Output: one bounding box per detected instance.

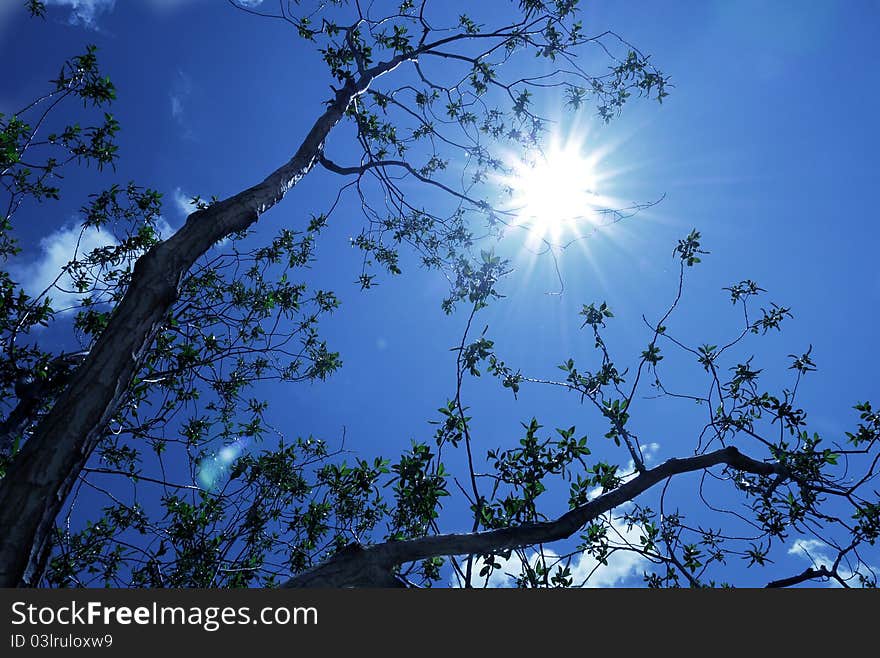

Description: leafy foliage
[1,0,876,590]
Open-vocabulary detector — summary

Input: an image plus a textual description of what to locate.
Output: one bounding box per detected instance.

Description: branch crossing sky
[2,0,878,586]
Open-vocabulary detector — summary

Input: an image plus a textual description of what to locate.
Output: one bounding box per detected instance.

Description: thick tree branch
[765,566,831,588]
[0,51,417,586]
[285,446,781,587]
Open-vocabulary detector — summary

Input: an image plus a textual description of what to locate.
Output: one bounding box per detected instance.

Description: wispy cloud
[586,442,662,501]
[450,442,663,587]
[788,538,878,587]
[12,217,174,312]
[457,515,648,588]
[154,217,174,240]
[170,95,183,120]
[145,0,200,10]
[169,70,192,122]
[44,0,115,29]
[168,70,197,140]
[172,187,197,217]
[12,223,116,311]
[788,539,833,568]
[172,189,230,247]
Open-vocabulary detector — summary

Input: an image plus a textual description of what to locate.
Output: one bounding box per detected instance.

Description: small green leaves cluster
[597,50,669,121]
[847,402,879,447]
[482,419,591,529]
[673,229,706,266]
[442,250,508,314]
[388,442,449,540]
[750,302,792,335]
[1,44,119,248]
[723,279,765,305]
[579,300,613,329]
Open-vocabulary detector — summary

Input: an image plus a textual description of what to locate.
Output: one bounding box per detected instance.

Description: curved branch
[319,154,494,212]
[765,566,831,588]
[285,445,781,587]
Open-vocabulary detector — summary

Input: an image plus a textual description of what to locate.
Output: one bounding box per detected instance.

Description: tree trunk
[0,77,369,587]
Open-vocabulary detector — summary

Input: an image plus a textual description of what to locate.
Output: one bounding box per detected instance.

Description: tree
[0,0,876,589]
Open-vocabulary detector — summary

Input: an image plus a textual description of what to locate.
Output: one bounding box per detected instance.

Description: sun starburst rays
[500,134,619,245]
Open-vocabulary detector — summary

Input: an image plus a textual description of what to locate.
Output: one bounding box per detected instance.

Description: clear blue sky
[2,0,878,586]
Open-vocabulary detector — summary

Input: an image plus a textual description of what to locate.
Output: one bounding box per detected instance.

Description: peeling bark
[284,446,781,587]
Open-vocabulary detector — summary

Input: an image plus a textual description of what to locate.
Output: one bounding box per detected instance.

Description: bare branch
[765,566,831,588]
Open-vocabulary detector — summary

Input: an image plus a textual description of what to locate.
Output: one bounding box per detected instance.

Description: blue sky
[2,1,878,586]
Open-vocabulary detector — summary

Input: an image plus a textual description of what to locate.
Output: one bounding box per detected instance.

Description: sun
[503,135,603,242]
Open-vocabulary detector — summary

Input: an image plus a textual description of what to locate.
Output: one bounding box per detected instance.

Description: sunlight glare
[505,135,602,241]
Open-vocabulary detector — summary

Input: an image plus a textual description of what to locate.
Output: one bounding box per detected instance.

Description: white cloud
[154,216,175,240]
[455,516,648,588]
[788,539,833,568]
[172,188,197,217]
[12,217,174,312]
[169,71,192,130]
[562,516,649,587]
[44,0,115,29]
[12,223,117,311]
[587,442,662,501]
[456,553,516,588]
[641,442,661,464]
[787,538,879,588]
[452,443,663,588]
[171,191,228,245]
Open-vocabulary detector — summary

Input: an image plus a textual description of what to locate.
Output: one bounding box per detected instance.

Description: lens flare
[197,439,246,490]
